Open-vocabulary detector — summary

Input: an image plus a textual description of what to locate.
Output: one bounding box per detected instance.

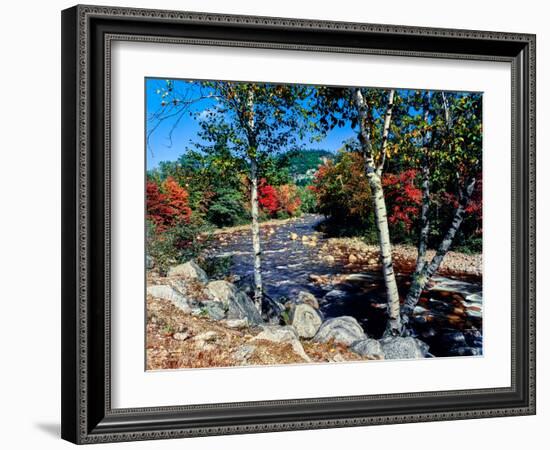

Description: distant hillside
[280,149,333,185]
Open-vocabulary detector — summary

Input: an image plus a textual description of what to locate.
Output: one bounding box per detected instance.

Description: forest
[145,79,483,369]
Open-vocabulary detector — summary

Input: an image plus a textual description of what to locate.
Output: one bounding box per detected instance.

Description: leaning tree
[313,86,404,334]
[314,87,481,335]
[396,90,482,326]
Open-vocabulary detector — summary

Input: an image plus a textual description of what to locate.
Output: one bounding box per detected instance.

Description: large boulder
[206,280,238,306]
[313,316,366,346]
[296,291,320,310]
[167,261,208,282]
[227,291,262,325]
[252,326,310,362]
[379,336,429,360]
[290,303,322,338]
[147,285,192,313]
[349,338,384,359]
[203,301,226,321]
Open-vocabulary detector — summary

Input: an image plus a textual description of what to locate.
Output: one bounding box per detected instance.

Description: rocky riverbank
[146,261,430,370]
[318,237,482,278]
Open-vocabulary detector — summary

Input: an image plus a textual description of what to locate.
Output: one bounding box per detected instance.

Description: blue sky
[145,78,356,169]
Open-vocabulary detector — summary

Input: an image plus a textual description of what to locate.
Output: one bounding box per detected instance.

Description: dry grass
[146,297,377,370]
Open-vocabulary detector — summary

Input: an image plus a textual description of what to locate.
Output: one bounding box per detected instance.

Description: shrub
[297,185,317,213]
[146,215,212,275]
[207,187,249,227]
[311,151,374,235]
[258,178,280,216]
[276,184,301,217]
[146,177,191,232]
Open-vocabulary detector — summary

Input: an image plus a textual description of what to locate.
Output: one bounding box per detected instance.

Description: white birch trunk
[354,88,401,334]
[368,172,402,333]
[246,88,263,311]
[402,178,476,320]
[249,157,263,310]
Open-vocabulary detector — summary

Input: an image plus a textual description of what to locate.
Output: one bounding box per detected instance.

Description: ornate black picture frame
[61,4,536,444]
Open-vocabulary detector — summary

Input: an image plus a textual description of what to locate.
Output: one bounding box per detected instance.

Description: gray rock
[227,291,263,325]
[147,285,191,313]
[194,331,218,342]
[234,344,256,364]
[252,326,310,362]
[379,336,429,360]
[224,319,248,329]
[296,291,320,309]
[206,280,237,306]
[173,331,190,341]
[290,303,322,338]
[448,345,482,357]
[413,306,429,315]
[323,289,348,302]
[203,301,226,321]
[466,308,482,319]
[167,261,208,282]
[313,316,366,346]
[440,331,467,346]
[350,338,384,359]
[146,255,154,270]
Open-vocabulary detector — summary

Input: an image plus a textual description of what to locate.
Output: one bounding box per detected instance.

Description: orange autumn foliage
[146,177,191,231]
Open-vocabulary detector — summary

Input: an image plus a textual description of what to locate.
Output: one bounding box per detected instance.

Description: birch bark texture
[246,88,263,310]
[354,88,401,334]
[401,91,480,324]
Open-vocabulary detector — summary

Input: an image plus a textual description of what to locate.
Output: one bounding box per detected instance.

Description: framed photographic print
[61,4,536,444]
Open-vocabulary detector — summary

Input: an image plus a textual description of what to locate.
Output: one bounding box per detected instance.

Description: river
[206,214,483,357]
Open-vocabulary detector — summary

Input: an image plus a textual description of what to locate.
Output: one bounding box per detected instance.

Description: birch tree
[149,80,309,311]
[314,87,403,334]
[398,91,482,325]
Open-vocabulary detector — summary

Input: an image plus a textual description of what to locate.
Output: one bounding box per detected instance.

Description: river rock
[379,336,429,360]
[206,280,237,306]
[321,255,335,264]
[290,303,322,338]
[466,308,482,319]
[227,291,262,325]
[234,344,256,364]
[203,301,226,321]
[147,285,192,313]
[350,338,384,359]
[252,326,310,361]
[448,345,482,357]
[313,316,366,346]
[323,289,348,303]
[225,318,249,329]
[296,291,320,309]
[439,331,467,347]
[173,331,190,341]
[167,261,208,282]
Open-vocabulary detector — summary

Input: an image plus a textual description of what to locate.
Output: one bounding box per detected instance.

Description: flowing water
[206,214,483,357]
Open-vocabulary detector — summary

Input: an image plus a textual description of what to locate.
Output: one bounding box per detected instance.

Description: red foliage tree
[382,169,422,231]
[276,184,301,216]
[146,177,191,231]
[258,178,280,216]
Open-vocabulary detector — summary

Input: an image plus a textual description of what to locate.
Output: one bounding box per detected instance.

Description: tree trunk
[415,160,430,275]
[246,87,263,311]
[353,88,401,334]
[368,172,402,333]
[402,178,476,321]
[249,156,263,310]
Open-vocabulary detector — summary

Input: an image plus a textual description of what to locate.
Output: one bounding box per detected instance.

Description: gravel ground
[319,237,482,278]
